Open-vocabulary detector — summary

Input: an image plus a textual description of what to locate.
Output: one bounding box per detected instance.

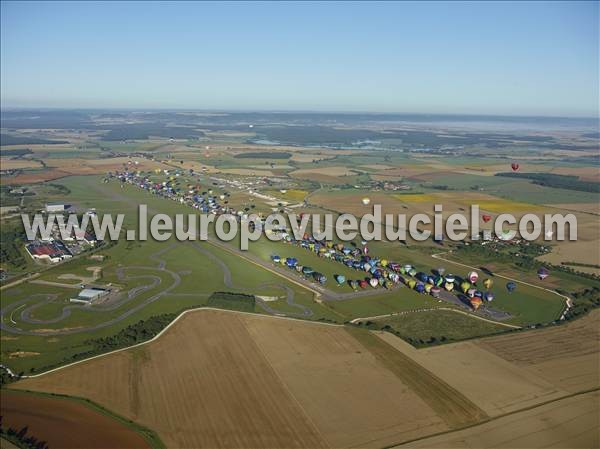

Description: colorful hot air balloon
[484,291,494,302]
[470,297,483,310]
[444,274,455,284]
[467,288,477,298]
[407,279,417,289]
[482,214,492,223]
[483,278,493,289]
[334,274,346,285]
[511,162,520,171]
[506,282,517,293]
[537,267,550,280]
[444,281,454,291]
[431,286,441,298]
[369,278,379,288]
[461,281,471,294]
[468,271,479,284]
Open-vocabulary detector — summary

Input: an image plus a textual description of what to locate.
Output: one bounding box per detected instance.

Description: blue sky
[1,1,598,116]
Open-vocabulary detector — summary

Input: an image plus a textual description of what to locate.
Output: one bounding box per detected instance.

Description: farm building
[70,287,109,304]
[26,241,72,263]
[45,202,70,213]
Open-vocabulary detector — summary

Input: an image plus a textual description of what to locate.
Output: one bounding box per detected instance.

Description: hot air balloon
[511,162,520,171]
[436,267,446,276]
[467,288,477,298]
[359,280,368,289]
[506,282,517,293]
[461,281,471,294]
[444,274,455,284]
[408,268,417,277]
[286,258,298,268]
[369,278,379,288]
[335,274,346,285]
[271,255,281,263]
[468,271,479,284]
[484,291,495,302]
[350,280,358,290]
[470,297,483,310]
[482,214,492,223]
[361,197,371,205]
[431,286,441,298]
[444,282,454,291]
[425,284,433,293]
[483,278,493,289]
[415,283,425,293]
[407,279,417,289]
[537,267,550,280]
[313,272,327,284]
[302,266,314,275]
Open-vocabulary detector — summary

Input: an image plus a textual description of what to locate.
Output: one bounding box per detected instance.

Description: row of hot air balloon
[271,255,329,285]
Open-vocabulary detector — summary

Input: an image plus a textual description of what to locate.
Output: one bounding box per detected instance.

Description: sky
[1,1,598,117]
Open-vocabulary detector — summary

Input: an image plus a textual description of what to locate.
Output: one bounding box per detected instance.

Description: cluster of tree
[562,287,600,321]
[0,419,48,449]
[495,172,599,193]
[0,370,19,387]
[234,152,291,159]
[86,314,176,351]
[207,291,256,313]
[0,220,28,269]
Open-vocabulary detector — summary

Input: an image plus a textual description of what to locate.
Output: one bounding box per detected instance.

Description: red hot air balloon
[511,163,520,171]
[482,214,492,223]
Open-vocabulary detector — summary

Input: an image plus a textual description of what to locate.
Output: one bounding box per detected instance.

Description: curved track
[0,242,312,335]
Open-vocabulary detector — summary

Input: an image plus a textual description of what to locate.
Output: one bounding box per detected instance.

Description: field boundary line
[351,307,522,329]
[431,251,573,319]
[386,387,600,448]
[19,307,342,379]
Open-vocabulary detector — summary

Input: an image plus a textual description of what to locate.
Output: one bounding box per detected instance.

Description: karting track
[0,241,315,336]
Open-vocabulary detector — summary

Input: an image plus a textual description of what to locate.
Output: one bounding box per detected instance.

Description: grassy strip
[345,327,488,429]
[2,388,165,449]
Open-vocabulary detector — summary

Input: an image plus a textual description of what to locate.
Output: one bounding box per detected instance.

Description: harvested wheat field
[477,310,600,393]
[377,310,600,416]
[13,310,328,449]
[0,390,151,449]
[11,310,486,449]
[0,158,44,170]
[399,390,600,449]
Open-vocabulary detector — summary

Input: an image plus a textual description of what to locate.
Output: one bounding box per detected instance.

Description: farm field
[0,390,153,449]
[9,309,475,448]
[376,310,600,416]
[400,390,599,449]
[10,308,600,449]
